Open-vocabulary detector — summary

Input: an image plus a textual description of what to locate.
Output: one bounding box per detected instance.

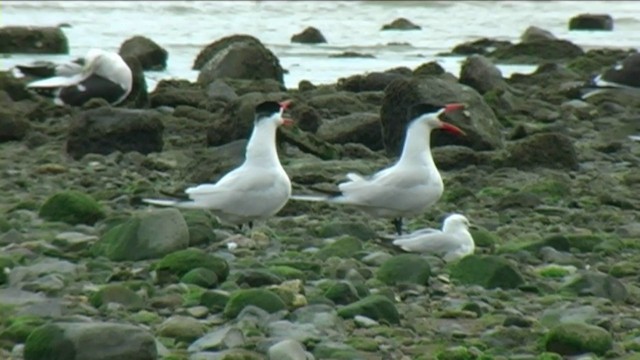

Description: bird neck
[398,123,435,167]
[244,120,280,166]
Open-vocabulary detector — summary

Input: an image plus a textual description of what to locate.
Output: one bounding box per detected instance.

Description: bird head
[81,48,107,77]
[254,100,294,126]
[408,102,466,136]
[442,213,471,232]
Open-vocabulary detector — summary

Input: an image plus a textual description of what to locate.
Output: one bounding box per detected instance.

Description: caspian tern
[143,100,294,229]
[291,102,466,235]
[392,213,474,262]
[25,48,133,106]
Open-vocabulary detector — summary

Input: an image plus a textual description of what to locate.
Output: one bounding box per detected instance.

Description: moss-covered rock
[544,323,613,355]
[337,295,400,324]
[436,346,477,360]
[469,228,500,248]
[182,210,218,246]
[267,265,306,280]
[314,221,377,241]
[376,254,431,286]
[0,316,46,343]
[92,209,189,261]
[324,280,361,305]
[315,236,363,260]
[89,284,144,310]
[223,289,286,318]
[561,271,627,302]
[180,267,219,288]
[157,315,205,343]
[39,191,105,225]
[234,269,284,287]
[450,255,524,289]
[200,290,230,312]
[155,248,229,284]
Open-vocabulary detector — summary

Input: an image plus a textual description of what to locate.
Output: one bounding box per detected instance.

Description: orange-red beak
[444,103,465,113]
[279,100,292,110]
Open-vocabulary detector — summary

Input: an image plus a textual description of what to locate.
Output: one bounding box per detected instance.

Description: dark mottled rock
[337,295,400,324]
[380,77,503,156]
[500,132,579,170]
[291,26,327,44]
[150,79,208,108]
[450,38,512,56]
[119,35,168,71]
[521,26,557,43]
[489,40,585,64]
[119,56,149,109]
[66,107,164,160]
[459,54,508,94]
[329,52,375,59]
[413,61,446,77]
[0,108,30,142]
[307,92,371,118]
[569,14,614,31]
[289,104,321,133]
[316,112,382,150]
[0,72,34,101]
[0,26,68,54]
[195,35,284,85]
[337,72,408,93]
[561,271,628,302]
[381,18,421,31]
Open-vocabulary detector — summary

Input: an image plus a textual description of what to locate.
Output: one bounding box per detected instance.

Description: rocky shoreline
[1,19,640,360]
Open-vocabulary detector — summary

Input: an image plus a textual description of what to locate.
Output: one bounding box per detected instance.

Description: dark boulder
[380,77,503,156]
[499,132,579,170]
[119,56,149,109]
[459,54,509,94]
[289,104,322,133]
[194,35,284,86]
[150,79,208,109]
[413,61,446,77]
[381,18,421,31]
[569,14,614,31]
[337,71,408,93]
[66,106,164,160]
[0,26,68,54]
[449,38,511,56]
[521,26,557,43]
[329,51,375,59]
[307,92,371,118]
[488,39,584,64]
[0,71,33,101]
[316,112,383,150]
[291,27,327,44]
[0,107,30,142]
[119,35,169,71]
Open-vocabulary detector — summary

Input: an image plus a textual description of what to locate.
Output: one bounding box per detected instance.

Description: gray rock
[561,271,628,302]
[0,26,68,54]
[316,112,383,150]
[0,288,47,307]
[521,26,557,43]
[291,27,327,44]
[381,18,421,31]
[488,39,584,64]
[9,258,81,287]
[66,107,164,160]
[290,305,346,338]
[459,54,508,94]
[337,71,408,93]
[0,107,30,142]
[157,316,205,342]
[268,339,314,360]
[188,326,245,353]
[540,304,599,328]
[197,35,284,86]
[185,140,246,184]
[206,79,238,102]
[119,35,168,71]
[23,322,157,360]
[380,77,503,156]
[92,208,189,261]
[267,320,325,343]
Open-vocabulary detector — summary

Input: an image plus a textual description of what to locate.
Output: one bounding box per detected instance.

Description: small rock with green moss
[182,210,218,246]
[157,315,205,342]
[324,280,361,305]
[436,346,477,360]
[315,236,363,260]
[181,267,219,288]
[234,269,284,287]
[24,322,157,360]
[337,295,400,324]
[155,248,229,284]
[267,265,306,280]
[39,191,105,225]
[561,271,627,302]
[376,254,431,286]
[544,322,613,355]
[223,289,286,318]
[92,208,189,261]
[469,228,500,248]
[200,290,230,312]
[450,255,524,289]
[89,283,144,310]
[0,315,46,343]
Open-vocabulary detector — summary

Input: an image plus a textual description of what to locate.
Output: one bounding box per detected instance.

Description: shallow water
[2,1,639,90]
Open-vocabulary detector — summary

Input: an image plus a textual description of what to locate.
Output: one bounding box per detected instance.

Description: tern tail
[289,194,331,202]
[142,198,202,209]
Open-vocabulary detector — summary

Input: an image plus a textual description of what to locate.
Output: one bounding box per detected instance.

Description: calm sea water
[2,1,639,90]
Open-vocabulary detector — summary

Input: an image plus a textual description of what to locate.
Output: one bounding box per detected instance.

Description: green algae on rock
[92,208,189,261]
[39,191,105,226]
[180,267,219,288]
[89,283,144,310]
[337,295,400,324]
[200,290,230,313]
[324,280,361,305]
[544,323,613,356]
[223,289,286,318]
[376,254,431,286]
[450,255,524,289]
[155,248,229,284]
[0,315,46,344]
[315,236,363,260]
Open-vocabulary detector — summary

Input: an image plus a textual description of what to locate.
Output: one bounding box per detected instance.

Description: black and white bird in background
[143,100,294,230]
[291,102,467,235]
[21,48,133,107]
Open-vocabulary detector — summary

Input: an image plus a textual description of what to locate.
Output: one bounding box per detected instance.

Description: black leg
[237,224,244,231]
[392,217,403,235]
[248,221,254,230]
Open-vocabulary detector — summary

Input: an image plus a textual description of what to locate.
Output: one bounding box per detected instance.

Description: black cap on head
[255,100,281,121]
[407,102,444,121]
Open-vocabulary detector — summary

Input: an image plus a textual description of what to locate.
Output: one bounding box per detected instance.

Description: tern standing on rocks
[392,213,475,262]
[143,100,294,229]
[291,102,466,235]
